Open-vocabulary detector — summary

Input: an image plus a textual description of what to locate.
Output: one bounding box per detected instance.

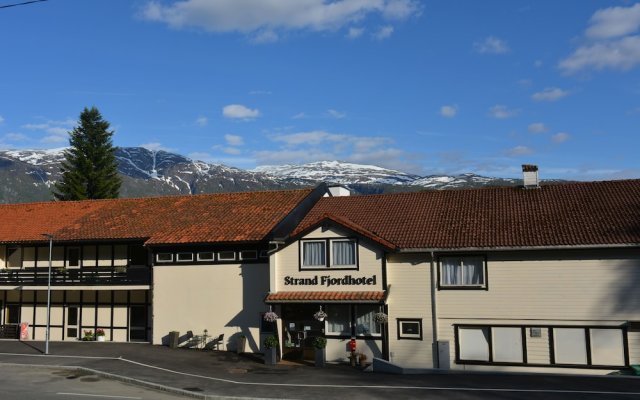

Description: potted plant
[263,310,278,323]
[263,335,279,365]
[312,336,327,368]
[358,352,368,366]
[82,330,94,341]
[236,334,246,354]
[95,328,106,342]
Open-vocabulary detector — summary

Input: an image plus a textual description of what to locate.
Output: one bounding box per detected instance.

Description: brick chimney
[522,164,539,188]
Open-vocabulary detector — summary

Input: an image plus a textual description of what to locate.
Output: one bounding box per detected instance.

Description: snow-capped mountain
[0,147,540,203]
[253,161,420,185]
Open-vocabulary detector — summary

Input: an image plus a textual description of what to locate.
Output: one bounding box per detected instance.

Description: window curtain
[303,242,325,266]
[327,305,350,335]
[355,305,380,335]
[462,257,483,285]
[441,257,461,285]
[332,241,356,266]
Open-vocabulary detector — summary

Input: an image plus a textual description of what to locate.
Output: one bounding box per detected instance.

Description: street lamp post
[41,233,53,355]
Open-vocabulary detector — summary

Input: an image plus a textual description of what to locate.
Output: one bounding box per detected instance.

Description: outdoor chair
[207,334,224,351]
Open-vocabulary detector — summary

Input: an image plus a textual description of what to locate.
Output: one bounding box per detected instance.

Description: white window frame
[197,252,215,262]
[300,240,327,269]
[176,253,194,262]
[217,251,236,261]
[239,250,258,260]
[330,239,357,268]
[439,256,486,288]
[156,253,173,263]
[398,319,422,340]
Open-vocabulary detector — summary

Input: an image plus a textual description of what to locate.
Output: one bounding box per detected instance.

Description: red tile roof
[292,180,640,250]
[0,189,314,245]
[265,291,386,303]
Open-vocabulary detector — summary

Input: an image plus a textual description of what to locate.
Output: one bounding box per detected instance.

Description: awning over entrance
[265,291,386,303]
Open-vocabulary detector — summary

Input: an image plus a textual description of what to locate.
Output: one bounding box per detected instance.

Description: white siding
[386,253,434,368]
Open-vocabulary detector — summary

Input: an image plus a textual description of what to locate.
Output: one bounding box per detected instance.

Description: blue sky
[1,0,639,179]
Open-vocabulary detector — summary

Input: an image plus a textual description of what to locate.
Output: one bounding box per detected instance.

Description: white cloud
[585,3,640,39]
[473,36,510,54]
[506,145,533,157]
[531,87,569,102]
[346,27,364,39]
[222,104,260,119]
[0,115,4,124]
[141,0,421,41]
[222,147,241,155]
[440,105,457,118]
[291,112,307,119]
[534,60,543,68]
[327,109,346,119]
[46,127,69,136]
[40,135,68,144]
[551,132,570,143]
[224,134,244,146]
[560,36,640,73]
[373,25,394,40]
[2,133,28,142]
[560,4,640,74]
[195,116,208,126]
[271,130,345,146]
[251,29,279,44]
[488,104,519,119]
[188,151,213,162]
[528,122,548,133]
[141,142,174,152]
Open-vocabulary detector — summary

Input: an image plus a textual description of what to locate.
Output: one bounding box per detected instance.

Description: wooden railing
[0,266,150,286]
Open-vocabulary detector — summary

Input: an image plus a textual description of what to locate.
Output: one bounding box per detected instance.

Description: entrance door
[5,304,20,324]
[129,306,147,341]
[65,306,79,340]
[281,304,324,361]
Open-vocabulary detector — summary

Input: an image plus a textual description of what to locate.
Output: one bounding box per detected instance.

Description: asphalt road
[0,365,190,400]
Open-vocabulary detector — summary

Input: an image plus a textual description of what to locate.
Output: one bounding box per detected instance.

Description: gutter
[430,251,439,369]
[398,243,640,253]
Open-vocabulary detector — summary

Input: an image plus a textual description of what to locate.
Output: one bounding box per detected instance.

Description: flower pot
[315,348,326,368]
[96,336,105,342]
[264,347,277,365]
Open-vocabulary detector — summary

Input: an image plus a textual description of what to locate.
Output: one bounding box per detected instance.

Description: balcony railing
[0,266,150,286]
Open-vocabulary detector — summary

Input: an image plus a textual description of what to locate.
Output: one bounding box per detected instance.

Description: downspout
[430,250,439,368]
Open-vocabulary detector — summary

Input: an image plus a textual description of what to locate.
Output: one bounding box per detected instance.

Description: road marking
[0,352,116,360]
[118,358,640,396]
[57,393,141,399]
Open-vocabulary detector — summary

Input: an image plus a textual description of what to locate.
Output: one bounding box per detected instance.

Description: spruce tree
[54,107,121,200]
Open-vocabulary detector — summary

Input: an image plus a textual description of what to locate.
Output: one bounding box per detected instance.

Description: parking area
[0,340,639,399]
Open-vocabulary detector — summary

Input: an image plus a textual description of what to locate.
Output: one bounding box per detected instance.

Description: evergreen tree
[54,107,121,200]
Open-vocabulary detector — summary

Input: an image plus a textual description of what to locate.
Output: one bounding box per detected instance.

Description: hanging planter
[313,306,327,322]
[263,306,279,322]
[374,312,388,324]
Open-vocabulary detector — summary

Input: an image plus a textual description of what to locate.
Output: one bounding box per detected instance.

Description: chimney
[522,164,539,188]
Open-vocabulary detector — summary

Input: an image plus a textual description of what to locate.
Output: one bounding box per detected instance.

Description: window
[332,240,356,267]
[492,327,523,363]
[355,305,381,336]
[218,251,236,261]
[302,241,325,268]
[326,305,351,335]
[459,327,490,361]
[197,252,215,262]
[398,319,422,340]
[301,239,358,269]
[67,247,80,268]
[440,256,485,288]
[239,250,258,260]
[156,253,173,263]
[553,328,587,365]
[6,247,21,269]
[590,328,625,366]
[176,253,194,262]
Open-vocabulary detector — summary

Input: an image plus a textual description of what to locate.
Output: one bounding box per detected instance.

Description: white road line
[56,393,141,399]
[118,358,640,396]
[0,352,117,360]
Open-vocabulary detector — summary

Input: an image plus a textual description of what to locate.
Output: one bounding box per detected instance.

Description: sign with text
[284,274,377,288]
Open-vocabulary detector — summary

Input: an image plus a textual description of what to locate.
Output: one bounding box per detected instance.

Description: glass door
[129,306,147,341]
[281,304,324,361]
[65,306,79,340]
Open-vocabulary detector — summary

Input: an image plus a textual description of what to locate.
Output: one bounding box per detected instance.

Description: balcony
[0,266,150,286]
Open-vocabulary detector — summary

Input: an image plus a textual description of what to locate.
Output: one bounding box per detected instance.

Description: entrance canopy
[265,290,386,303]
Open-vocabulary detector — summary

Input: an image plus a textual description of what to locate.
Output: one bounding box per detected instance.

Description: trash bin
[169,331,180,348]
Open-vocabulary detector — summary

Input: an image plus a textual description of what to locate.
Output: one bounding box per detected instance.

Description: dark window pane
[130,306,146,327]
[401,322,420,335]
[67,307,78,325]
[68,248,80,267]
